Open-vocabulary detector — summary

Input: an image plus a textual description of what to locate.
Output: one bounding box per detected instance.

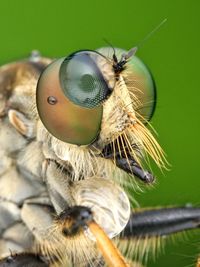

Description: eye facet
[36,50,115,146]
[59,51,114,108]
[97,47,156,122]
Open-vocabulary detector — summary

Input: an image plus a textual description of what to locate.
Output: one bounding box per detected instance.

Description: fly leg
[119,206,200,264]
[56,205,130,267]
[121,206,200,238]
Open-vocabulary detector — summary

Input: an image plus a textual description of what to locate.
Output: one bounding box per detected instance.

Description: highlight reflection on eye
[59,51,113,108]
[36,50,115,145]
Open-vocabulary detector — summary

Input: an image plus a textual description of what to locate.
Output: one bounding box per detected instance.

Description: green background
[0,0,199,266]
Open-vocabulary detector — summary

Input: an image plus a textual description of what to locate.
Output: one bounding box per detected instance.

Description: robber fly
[0,45,200,267]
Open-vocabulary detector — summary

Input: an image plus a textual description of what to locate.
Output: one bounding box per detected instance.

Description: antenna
[137,18,167,49]
[124,18,167,60]
[103,38,118,63]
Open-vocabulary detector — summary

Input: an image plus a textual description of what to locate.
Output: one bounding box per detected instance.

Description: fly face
[36,47,164,170]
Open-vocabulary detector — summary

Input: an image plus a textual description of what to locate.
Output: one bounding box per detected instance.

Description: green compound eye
[59,51,113,108]
[97,47,156,122]
[36,50,115,146]
[127,54,156,122]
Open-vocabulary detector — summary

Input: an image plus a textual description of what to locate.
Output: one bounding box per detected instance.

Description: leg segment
[122,206,200,238]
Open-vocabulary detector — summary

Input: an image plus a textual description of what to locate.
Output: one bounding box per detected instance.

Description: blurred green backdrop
[0,0,199,266]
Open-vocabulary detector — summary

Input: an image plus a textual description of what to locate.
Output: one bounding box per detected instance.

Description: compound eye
[127,55,156,122]
[36,50,114,145]
[60,51,113,108]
